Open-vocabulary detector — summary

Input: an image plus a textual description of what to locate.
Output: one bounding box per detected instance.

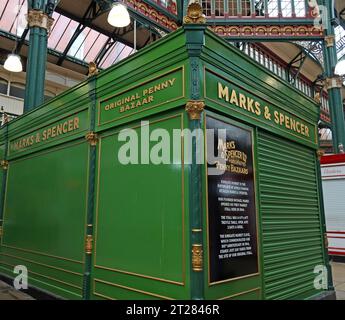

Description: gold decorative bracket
[27,10,54,33]
[0,160,9,170]
[325,77,343,90]
[313,92,321,104]
[316,149,325,161]
[88,62,99,77]
[85,235,93,254]
[185,100,205,120]
[324,35,335,47]
[324,233,329,248]
[85,132,98,146]
[192,244,203,272]
[183,1,206,24]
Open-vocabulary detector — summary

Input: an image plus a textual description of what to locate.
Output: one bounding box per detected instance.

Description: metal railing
[201,0,315,19]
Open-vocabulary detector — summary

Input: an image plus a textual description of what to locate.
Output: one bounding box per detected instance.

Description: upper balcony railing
[201,0,318,21]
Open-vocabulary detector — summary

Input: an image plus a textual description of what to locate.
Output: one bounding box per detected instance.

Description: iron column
[24,0,55,112]
[322,0,345,153]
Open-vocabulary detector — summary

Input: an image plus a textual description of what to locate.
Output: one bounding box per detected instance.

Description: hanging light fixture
[4,53,23,72]
[107,2,131,28]
[3,0,23,72]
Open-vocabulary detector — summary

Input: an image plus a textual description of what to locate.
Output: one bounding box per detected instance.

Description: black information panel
[206,116,258,283]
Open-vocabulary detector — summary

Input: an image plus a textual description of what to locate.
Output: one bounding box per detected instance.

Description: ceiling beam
[57,1,100,65]
[54,6,139,49]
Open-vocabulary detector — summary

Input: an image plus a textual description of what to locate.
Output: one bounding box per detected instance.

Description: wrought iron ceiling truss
[287,50,307,84]
[57,1,102,65]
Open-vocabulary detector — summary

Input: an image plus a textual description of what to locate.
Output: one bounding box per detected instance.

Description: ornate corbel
[85,132,98,146]
[324,233,329,248]
[183,1,206,24]
[316,149,325,161]
[313,91,321,104]
[0,160,9,170]
[88,62,99,77]
[185,100,205,120]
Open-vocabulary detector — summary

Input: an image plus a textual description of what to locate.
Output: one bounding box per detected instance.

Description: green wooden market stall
[0,23,334,300]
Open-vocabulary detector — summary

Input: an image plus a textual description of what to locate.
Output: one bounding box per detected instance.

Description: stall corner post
[82,74,98,300]
[184,24,207,300]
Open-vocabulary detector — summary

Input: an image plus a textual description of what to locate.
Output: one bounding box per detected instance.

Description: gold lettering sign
[204,68,317,146]
[216,138,249,174]
[10,117,80,153]
[98,67,185,126]
[217,82,310,138]
[103,78,177,114]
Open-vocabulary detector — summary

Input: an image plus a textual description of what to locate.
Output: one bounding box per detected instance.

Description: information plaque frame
[204,114,260,285]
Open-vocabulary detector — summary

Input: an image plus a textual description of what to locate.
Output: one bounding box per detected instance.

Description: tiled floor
[0,280,34,300]
[331,261,345,300]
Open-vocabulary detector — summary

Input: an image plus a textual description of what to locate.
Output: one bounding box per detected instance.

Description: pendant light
[107,2,131,28]
[4,0,23,73]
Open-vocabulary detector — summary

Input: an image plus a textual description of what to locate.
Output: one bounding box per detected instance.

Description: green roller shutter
[257,131,325,300]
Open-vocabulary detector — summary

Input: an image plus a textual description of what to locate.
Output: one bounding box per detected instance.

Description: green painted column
[322,0,345,153]
[185,22,206,300]
[24,0,54,112]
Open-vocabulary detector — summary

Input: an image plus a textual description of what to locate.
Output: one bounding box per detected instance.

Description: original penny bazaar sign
[204,68,317,147]
[98,67,184,126]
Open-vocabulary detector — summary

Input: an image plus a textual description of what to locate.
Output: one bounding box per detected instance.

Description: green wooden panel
[257,131,325,300]
[0,140,88,299]
[92,112,190,299]
[0,265,82,300]
[223,289,261,300]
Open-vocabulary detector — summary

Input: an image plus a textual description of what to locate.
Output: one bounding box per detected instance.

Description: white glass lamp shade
[4,54,23,72]
[335,59,345,76]
[107,3,131,28]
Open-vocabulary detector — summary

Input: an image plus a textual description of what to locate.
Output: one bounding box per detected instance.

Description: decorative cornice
[192,244,203,272]
[88,62,99,77]
[208,25,323,38]
[183,1,206,24]
[27,10,54,32]
[324,35,335,47]
[185,100,205,120]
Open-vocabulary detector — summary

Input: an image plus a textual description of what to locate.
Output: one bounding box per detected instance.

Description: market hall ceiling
[0,0,344,77]
[0,0,167,75]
